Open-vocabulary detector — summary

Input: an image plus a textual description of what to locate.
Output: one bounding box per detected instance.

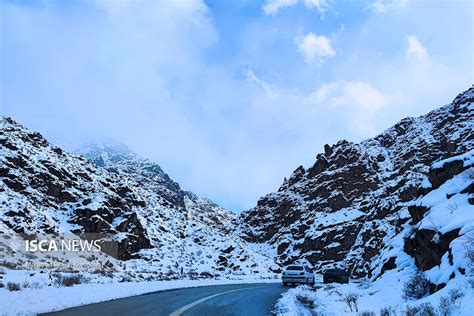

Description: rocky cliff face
[0,118,277,279]
[238,87,474,277]
[372,149,473,290]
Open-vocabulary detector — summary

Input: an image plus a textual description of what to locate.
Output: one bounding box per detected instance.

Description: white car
[282,265,315,286]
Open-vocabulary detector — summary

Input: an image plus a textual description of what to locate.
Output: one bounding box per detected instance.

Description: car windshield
[286,266,304,271]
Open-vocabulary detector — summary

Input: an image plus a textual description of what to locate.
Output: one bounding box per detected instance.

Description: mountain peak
[75,140,136,166]
[452,85,474,105]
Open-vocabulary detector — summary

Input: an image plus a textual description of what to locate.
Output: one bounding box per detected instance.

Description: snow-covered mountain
[238,86,474,278]
[0,118,278,281]
[1,86,472,289]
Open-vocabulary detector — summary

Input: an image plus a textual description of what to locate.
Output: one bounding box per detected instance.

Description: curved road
[43,283,286,316]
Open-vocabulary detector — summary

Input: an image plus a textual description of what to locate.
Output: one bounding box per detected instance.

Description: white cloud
[309,81,391,134]
[262,0,298,15]
[406,35,428,62]
[262,0,328,15]
[296,32,335,66]
[370,0,408,13]
[303,0,329,13]
[333,82,390,112]
[308,82,338,104]
[244,69,279,99]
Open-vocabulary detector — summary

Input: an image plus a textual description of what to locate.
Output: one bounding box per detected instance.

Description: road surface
[43,283,286,316]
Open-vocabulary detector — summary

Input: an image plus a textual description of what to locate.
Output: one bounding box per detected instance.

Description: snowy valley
[0,87,473,315]
[0,115,279,313]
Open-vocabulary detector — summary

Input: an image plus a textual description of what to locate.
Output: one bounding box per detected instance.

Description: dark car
[323,268,349,284]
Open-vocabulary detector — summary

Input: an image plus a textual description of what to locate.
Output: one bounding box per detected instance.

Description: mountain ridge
[238,86,474,277]
[0,116,277,280]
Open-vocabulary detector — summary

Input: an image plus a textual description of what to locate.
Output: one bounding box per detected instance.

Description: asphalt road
[42,283,286,316]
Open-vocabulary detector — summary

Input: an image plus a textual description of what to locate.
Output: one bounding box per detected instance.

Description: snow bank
[0,276,280,315]
[276,276,473,316]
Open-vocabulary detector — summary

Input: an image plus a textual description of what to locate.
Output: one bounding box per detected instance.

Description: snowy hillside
[275,150,474,315]
[239,87,474,277]
[0,117,278,284]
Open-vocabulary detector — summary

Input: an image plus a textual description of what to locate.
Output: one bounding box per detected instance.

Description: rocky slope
[275,152,473,315]
[238,87,474,277]
[0,118,278,280]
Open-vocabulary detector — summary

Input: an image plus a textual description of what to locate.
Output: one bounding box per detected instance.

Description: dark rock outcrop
[404,229,460,271]
[408,205,430,225]
[428,160,467,189]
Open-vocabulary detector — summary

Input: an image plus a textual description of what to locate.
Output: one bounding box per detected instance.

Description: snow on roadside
[275,276,474,316]
[274,285,318,316]
[0,276,280,315]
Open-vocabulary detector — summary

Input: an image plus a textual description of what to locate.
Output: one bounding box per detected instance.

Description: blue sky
[1,0,472,212]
